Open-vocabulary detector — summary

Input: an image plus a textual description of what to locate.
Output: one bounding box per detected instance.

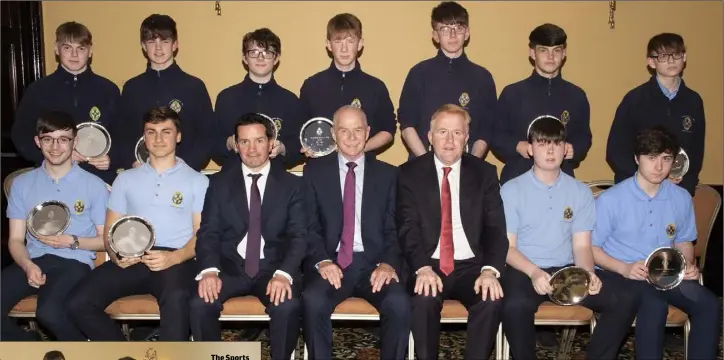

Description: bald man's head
[332,105,370,159]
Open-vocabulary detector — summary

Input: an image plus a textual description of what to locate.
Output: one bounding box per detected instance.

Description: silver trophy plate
[645,247,686,291]
[548,266,591,306]
[75,122,111,158]
[670,148,690,180]
[27,201,71,239]
[135,137,150,164]
[108,215,155,258]
[300,117,336,157]
[527,115,564,138]
[258,113,279,144]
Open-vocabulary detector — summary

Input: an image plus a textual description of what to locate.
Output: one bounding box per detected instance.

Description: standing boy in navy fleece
[491,23,592,185]
[213,28,303,169]
[11,21,121,185]
[299,13,396,159]
[606,33,705,197]
[398,1,497,160]
[116,14,213,172]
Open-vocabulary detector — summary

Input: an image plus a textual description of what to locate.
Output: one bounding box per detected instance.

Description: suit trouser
[68,254,196,341]
[502,267,637,360]
[302,252,411,360]
[189,266,301,360]
[410,259,502,360]
[599,270,721,360]
[1,254,89,341]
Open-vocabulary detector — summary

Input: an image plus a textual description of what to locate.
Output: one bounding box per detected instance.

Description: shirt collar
[55,64,94,82]
[630,173,669,201]
[656,75,681,100]
[241,160,271,179]
[241,74,278,91]
[41,161,82,184]
[328,60,362,78]
[434,49,470,68]
[337,152,365,171]
[433,154,461,175]
[142,157,186,176]
[527,167,563,190]
[144,61,183,77]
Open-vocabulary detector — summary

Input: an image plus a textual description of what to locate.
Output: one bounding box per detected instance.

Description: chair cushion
[535,301,592,321]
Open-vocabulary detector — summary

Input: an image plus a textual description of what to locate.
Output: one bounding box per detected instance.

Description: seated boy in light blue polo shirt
[500,115,637,360]
[592,126,720,360]
[1,111,108,341]
[68,106,209,341]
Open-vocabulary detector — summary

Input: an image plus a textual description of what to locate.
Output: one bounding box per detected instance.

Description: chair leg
[28,320,38,332]
[684,320,691,360]
[495,323,503,360]
[303,341,308,360]
[556,327,577,360]
[121,323,131,340]
[502,334,510,360]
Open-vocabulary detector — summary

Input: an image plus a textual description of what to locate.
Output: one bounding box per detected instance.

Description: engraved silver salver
[75,122,111,158]
[258,113,279,144]
[645,247,686,291]
[27,201,71,239]
[300,117,336,157]
[108,216,155,258]
[527,115,564,138]
[670,148,690,180]
[135,136,150,164]
[548,266,591,306]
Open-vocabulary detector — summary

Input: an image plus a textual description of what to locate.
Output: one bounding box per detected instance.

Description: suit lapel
[327,156,344,236]
[459,155,479,246]
[361,157,375,241]
[230,166,249,235]
[262,165,281,226]
[424,154,442,239]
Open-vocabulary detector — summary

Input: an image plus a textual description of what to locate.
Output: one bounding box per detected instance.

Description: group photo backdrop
[41,1,723,183]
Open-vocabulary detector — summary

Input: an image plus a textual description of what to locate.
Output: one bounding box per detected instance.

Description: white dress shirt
[196,161,292,282]
[335,153,365,253]
[429,155,500,277]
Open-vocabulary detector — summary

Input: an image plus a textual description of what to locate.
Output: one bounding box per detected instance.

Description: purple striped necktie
[337,162,357,269]
[245,173,262,278]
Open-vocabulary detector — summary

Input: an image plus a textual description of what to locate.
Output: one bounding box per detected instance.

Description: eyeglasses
[649,52,684,63]
[39,136,73,146]
[437,24,467,36]
[245,49,277,59]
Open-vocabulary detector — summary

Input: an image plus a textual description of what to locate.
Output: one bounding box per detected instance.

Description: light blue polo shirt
[501,169,596,268]
[108,158,209,249]
[592,175,696,263]
[6,162,108,268]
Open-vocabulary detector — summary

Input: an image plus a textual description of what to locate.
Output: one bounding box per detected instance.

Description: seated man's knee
[270,297,300,318]
[380,288,411,321]
[301,287,331,316]
[411,293,441,312]
[502,294,536,317]
[189,295,222,317]
[36,303,66,328]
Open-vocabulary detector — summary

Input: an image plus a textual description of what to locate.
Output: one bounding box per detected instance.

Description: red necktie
[440,167,454,276]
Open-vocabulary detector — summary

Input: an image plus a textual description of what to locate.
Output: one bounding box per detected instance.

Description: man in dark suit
[302,106,410,360]
[189,113,306,360]
[397,104,508,360]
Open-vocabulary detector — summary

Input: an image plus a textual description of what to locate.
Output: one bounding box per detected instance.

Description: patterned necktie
[337,162,357,269]
[440,166,455,276]
[245,173,262,278]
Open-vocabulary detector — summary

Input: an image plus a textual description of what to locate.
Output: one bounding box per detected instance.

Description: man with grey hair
[397,104,508,360]
[302,105,410,359]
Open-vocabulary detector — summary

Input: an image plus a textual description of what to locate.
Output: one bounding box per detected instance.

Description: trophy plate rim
[299,116,337,157]
[644,246,686,291]
[27,200,71,239]
[257,112,280,145]
[135,136,149,164]
[76,122,112,158]
[108,215,156,258]
[548,266,591,306]
[670,148,690,180]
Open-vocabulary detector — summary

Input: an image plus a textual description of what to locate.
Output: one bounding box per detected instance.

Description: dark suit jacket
[396,152,508,274]
[304,154,402,273]
[195,160,307,276]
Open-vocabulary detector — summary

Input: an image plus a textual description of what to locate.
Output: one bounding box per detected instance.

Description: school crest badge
[351,98,362,108]
[459,92,470,107]
[272,117,283,134]
[172,191,183,207]
[561,110,570,125]
[89,106,101,121]
[74,200,85,215]
[563,206,573,220]
[682,116,693,132]
[169,99,183,113]
[666,223,676,239]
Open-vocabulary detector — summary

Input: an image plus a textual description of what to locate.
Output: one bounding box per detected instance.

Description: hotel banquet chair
[3,167,34,198]
[586,182,722,360]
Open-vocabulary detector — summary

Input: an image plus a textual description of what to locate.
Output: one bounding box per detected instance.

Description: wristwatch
[70,235,79,250]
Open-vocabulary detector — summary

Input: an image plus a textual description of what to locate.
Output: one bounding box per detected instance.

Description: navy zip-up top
[117,62,213,171]
[398,50,497,155]
[607,75,705,196]
[299,61,396,153]
[492,70,592,184]
[213,74,304,168]
[11,64,121,184]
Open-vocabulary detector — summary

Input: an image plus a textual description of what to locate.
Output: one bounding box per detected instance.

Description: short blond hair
[430,104,471,128]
